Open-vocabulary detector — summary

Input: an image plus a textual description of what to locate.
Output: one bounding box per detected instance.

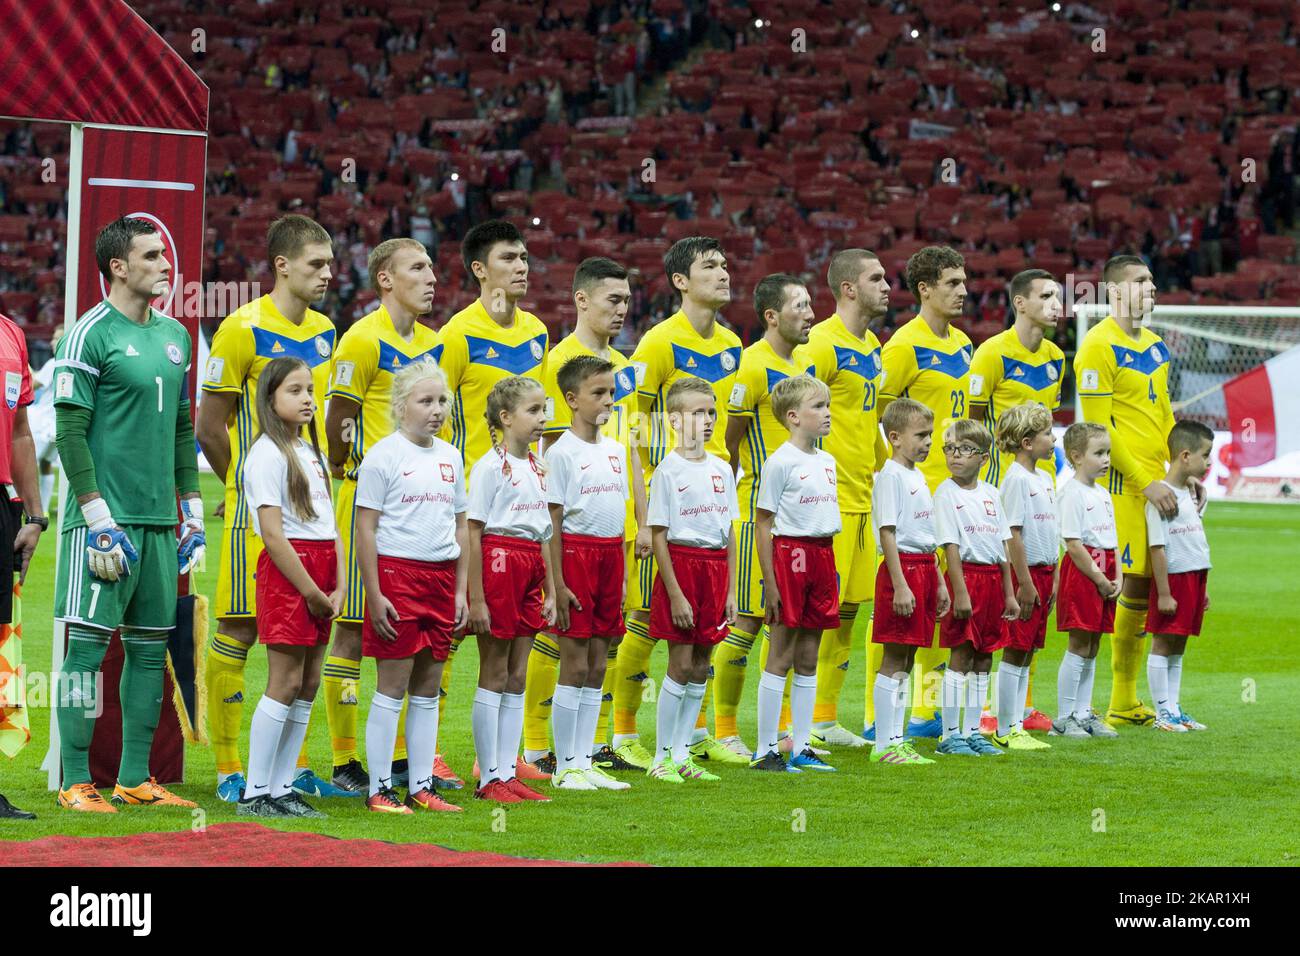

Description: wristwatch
[23,515,48,531]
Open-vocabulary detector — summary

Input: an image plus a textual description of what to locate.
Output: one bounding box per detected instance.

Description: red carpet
[12,822,644,867]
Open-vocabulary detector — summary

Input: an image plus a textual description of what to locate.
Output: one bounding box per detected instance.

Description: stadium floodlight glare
[754,18,763,28]
[1052,2,1061,11]
[450,172,459,181]
[910,28,920,38]
[532,217,541,226]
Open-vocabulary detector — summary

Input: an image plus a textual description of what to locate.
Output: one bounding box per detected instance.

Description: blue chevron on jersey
[251,326,335,366]
[1000,355,1064,391]
[1110,342,1169,376]
[378,339,443,374]
[912,344,971,379]
[764,363,816,392]
[465,333,546,374]
[834,345,882,379]
[671,343,742,383]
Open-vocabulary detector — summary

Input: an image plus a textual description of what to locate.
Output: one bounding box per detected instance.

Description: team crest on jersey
[712,474,725,493]
[530,339,543,361]
[440,463,455,483]
[312,459,327,480]
[616,370,632,393]
[825,467,835,485]
[983,498,996,517]
[961,347,971,362]
[1047,364,1059,381]
[315,336,330,358]
[609,455,622,474]
[720,351,736,371]
[166,343,183,365]
[1151,345,1163,362]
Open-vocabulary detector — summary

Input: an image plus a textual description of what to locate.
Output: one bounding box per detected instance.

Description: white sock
[496,692,525,782]
[574,686,603,771]
[756,670,784,757]
[964,673,986,737]
[1074,657,1097,720]
[790,672,817,755]
[1016,663,1031,728]
[1147,654,1171,714]
[896,672,911,744]
[551,683,581,774]
[872,673,899,752]
[1166,653,1184,715]
[271,698,313,798]
[654,676,685,766]
[245,696,288,798]
[997,663,1025,735]
[1058,651,1086,719]
[524,748,549,763]
[406,694,439,793]
[675,681,707,764]
[612,732,638,748]
[472,687,503,783]
[941,670,966,739]
[365,692,403,796]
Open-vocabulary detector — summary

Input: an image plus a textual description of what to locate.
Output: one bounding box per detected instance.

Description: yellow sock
[206,632,249,776]
[394,698,408,762]
[1026,654,1037,710]
[613,618,654,739]
[863,614,881,728]
[439,637,462,721]
[713,621,759,739]
[696,658,713,733]
[524,634,560,753]
[322,655,361,766]
[1109,595,1149,714]
[597,643,618,746]
[912,643,944,721]
[813,605,857,725]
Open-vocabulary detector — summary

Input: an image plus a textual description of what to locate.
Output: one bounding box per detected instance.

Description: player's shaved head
[462,219,525,281]
[573,256,629,295]
[1168,419,1214,456]
[826,249,879,298]
[368,237,429,291]
[95,217,158,283]
[1102,254,1147,286]
[1009,269,1055,304]
[267,214,332,266]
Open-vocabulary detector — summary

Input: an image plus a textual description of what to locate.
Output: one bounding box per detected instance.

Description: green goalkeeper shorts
[54,525,178,632]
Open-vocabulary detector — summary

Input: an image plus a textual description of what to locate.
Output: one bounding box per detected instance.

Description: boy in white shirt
[1054,421,1121,739]
[933,419,1019,758]
[753,375,841,773]
[991,402,1058,751]
[870,398,950,766]
[645,378,739,783]
[1145,420,1214,733]
[544,355,634,790]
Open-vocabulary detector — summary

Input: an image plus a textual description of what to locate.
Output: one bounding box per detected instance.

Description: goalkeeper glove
[178,496,206,575]
[82,497,139,583]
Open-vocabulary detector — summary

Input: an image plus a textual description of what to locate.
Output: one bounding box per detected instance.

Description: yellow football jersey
[727,338,813,521]
[804,313,888,513]
[542,333,639,535]
[880,315,973,491]
[326,304,442,481]
[438,298,548,476]
[630,309,743,482]
[969,326,1064,486]
[201,294,336,527]
[1074,315,1174,496]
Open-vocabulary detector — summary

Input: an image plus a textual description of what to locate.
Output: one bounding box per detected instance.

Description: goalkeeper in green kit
[52,217,205,812]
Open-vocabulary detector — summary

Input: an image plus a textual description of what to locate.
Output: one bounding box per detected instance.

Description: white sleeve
[354,448,388,512]
[467,464,497,524]
[244,445,288,513]
[755,456,783,515]
[647,465,671,528]
[453,456,468,514]
[933,487,960,547]
[1145,502,1167,548]
[725,466,741,522]
[1059,486,1084,540]
[545,445,570,508]
[1001,474,1027,529]
[873,470,900,529]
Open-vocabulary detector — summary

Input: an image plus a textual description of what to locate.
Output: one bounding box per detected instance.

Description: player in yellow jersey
[969,268,1065,733]
[321,238,445,792]
[435,220,548,773]
[611,236,742,769]
[1075,255,1204,728]
[878,245,973,739]
[713,273,814,760]
[196,215,345,801]
[802,250,890,747]
[522,257,650,776]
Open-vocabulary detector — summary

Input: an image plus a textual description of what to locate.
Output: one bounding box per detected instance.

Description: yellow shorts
[335,478,365,623]
[734,519,766,618]
[833,511,877,606]
[213,483,261,620]
[1112,492,1149,577]
[626,546,654,614]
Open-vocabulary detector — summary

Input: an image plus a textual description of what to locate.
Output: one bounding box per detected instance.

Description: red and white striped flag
[1223,345,1300,467]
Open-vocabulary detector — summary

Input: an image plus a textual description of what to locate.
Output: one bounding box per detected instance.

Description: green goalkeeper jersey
[53,300,193,529]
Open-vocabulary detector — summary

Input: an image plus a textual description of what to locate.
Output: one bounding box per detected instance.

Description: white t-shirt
[243,435,336,541]
[756,442,841,537]
[872,458,936,555]
[467,449,553,543]
[544,430,629,538]
[355,432,467,562]
[934,478,1011,565]
[1058,478,1118,549]
[1145,483,1211,573]
[1000,461,1059,567]
[647,451,739,548]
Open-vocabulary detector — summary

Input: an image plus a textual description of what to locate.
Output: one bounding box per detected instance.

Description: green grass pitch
[3,473,1298,865]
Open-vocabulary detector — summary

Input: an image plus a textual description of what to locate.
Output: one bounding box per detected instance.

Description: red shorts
[363,556,458,661]
[773,536,840,630]
[1006,564,1056,652]
[481,534,546,639]
[1146,569,1209,637]
[940,562,1009,653]
[256,539,337,647]
[872,551,939,647]
[551,533,625,639]
[650,543,730,645]
[1056,546,1117,634]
